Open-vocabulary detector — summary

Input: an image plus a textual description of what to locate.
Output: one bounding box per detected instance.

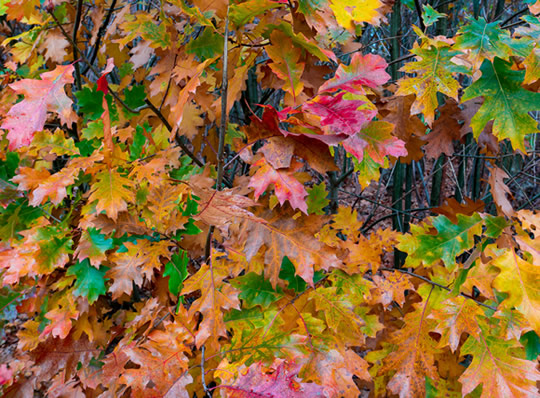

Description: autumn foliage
[0,0,540,397]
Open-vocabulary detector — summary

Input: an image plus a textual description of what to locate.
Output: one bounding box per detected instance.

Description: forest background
[0,0,539,397]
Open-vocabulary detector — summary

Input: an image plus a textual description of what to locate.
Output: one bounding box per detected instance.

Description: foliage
[0,0,539,397]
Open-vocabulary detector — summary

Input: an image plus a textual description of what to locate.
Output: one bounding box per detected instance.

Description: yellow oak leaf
[88,169,135,221]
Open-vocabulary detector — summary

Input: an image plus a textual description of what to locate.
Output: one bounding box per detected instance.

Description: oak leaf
[491,248,540,335]
[421,99,464,159]
[249,157,308,214]
[380,95,426,162]
[241,209,341,287]
[377,287,444,398]
[319,52,390,94]
[488,166,515,217]
[266,30,305,101]
[398,213,483,270]
[181,264,240,349]
[88,169,136,221]
[371,270,413,309]
[459,332,540,397]
[302,92,376,136]
[430,296,483,352]
[190,174,263,233]
[343,120,407,164]
[304,349,371,397]
[74,227,114,267]
[330,0,383,28]
[461,58,540,152]
[454,17,517,68]
[221,359,325,397]
[1,64,76,150]
[397,31,468,125]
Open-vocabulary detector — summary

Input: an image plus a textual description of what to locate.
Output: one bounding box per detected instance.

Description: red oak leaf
[319,53,390,94]
[249,157,308,214]
[302,92,376,136]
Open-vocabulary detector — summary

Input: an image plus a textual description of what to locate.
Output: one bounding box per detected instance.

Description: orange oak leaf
[190,177,263,233]
[12,167,51,192]
[488,166,515,217]
[260,137,295,169]
[421,99,465,159]
[459,332,540,398]
[120,343,191,397]
[371,270,413,309]
[303,349,371,397]
[30,166,79,206]
[181,264,240,349]
[380,94,426,162]
[433,197,485,224]
[266,30,305,102]
[377,288,443,397]
[42,305,78,339]
[430,296,483,352]
[10,334,97,397]
[90,212,151,237]
[108,240,170,299]
[170,58,215,136]
[1,64,76,149]
[241,209,341,287]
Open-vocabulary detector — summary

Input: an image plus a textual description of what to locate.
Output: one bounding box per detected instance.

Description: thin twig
[204,4,230,261]
[72,0,83,90]
[380,267,497,311]
[500,7,529,27]
[144,99,204,167]
[82,0,118,75]
[201,345,210,396]
[388,53,415,66]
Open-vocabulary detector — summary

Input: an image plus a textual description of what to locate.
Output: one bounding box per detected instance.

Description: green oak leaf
[520,331,540,361]
[230,0,282,27]
[163,250,189,296]
[124,84,146,110]
[81,120,104,140]
[279,256,325,292]
[307,182,330,215]
[186,27,223,59]
[67,259,108,304]
[75,86,104,120]
[0,199,42,240]
[462,58,540,152]
[398,213,483,270]
[78,227,114,266]
[130,125,147,161]
[455,18,517,64]
[422,5,446,27]
[483,214,508,238]
[0,151,19,180]
[231,272,283,308]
